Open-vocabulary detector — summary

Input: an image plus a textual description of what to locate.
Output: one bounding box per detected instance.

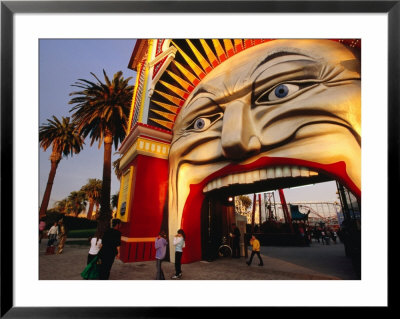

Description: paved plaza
[39,238,358,280]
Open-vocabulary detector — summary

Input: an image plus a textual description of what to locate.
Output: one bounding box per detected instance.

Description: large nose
[221,100,261,160]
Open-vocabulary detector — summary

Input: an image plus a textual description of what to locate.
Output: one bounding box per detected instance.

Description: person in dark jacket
[231,223,241,258]
[98,219,122,280]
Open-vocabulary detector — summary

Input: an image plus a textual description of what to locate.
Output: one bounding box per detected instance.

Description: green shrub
[44,212,97,231]
[68,228,96,238]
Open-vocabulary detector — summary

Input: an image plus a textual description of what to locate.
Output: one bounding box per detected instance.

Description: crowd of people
[41,218,357,280]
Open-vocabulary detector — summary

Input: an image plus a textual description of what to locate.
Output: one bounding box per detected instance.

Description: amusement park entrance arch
[116,38,361,265]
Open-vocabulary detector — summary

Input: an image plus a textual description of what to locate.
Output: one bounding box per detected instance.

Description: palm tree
[54,198,69,215]
[81,178,102,220]
[39,116,84,219]
[112,157,122,180]
[111,192,120,219]
[67,190,87,217]
[69,70,133,230]
[111,192,119,210]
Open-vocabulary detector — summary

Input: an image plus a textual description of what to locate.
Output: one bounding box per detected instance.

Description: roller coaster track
[296,204,329,221]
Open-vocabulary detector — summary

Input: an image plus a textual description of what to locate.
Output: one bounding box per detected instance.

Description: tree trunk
[39,150,60,219]
[97,133,113,231]
[87,198,95,219]
[93,202,100,220]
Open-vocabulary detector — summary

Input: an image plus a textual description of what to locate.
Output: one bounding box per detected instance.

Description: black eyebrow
[251,51,311,76]
[185,86,215,107]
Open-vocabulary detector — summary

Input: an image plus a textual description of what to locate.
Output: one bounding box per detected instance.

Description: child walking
[172,229,185,279]
[246,234,263,266]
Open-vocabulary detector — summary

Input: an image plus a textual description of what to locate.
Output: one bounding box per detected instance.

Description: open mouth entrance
[200,167,361,263]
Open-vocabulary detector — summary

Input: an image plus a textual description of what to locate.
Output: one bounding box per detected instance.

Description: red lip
[201,156,360,198]
[180,156,360,263]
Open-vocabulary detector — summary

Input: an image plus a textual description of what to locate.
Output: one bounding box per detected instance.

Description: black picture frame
[1,1,395,317]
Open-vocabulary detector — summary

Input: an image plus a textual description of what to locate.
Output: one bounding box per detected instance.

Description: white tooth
[203,186,208,192]
[266,168,275,179]
[239,173,246,184]
[212,180,218,189]
[245,171,253,184]
[300,167,309,177]
[217,178,222,188]
[221,176,229,187]
[252,170,260,182]
[275,166,283,178]
[225,175,233,185]
[233,174,240,184]
[260,169,267,180]
[291,166,301,177]
[282,166,291,177]
[310,170,319,176]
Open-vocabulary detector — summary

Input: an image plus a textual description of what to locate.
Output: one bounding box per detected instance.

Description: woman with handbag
[87,228,104,264]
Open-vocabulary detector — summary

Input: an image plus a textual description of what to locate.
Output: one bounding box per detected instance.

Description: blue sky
[39,39,339,211]
[39,39,137,208]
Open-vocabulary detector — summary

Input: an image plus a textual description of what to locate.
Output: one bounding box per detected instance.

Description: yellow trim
[186,39,212,72]
[121,236,156,243]
[151,109,176,122]
[212,39,226,61]
[127,62,142,131]
[120,136,170,168]
[150,118,174,130]
[117,167,134,222]
[234,39,243,50]
[166,70,193,92]
[136,137,170,157]
[154,89,183,107]
[172,60,199,85]
[138,40,154,123]
[152,100,179,114]
[119,141,138,169]
[223,39,235,56]
[171,40,204,79]
[159,80,188,99]
[200,39,219,67]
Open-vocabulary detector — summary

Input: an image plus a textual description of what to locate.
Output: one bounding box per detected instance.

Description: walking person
[172,229,185,279]
[331,230,337,244]
[46,222,58,254]
[87,228,104,265]
[56,218,67,254]
[246,234,263,266]
[98,219,122,280]
[155,231,168,280]
[231,223,241,258]
[320,229,326,245]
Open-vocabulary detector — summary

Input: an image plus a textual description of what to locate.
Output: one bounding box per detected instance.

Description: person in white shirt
[172,229,185,279]
[47,222,59,247]
[87,229,104,264]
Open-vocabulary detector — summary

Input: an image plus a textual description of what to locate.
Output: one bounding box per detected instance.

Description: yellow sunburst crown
[149,38,360,131]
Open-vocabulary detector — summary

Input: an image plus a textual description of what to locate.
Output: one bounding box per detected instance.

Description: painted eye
[186,113,223,132]
[194,118,207,130]
[267,83,300,101]
[188,117,212,131]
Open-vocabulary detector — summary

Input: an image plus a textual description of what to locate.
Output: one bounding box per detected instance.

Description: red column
[258,193,262,226]
[278,189,294,233]
[117,124,172,262]
[251,193,256,233]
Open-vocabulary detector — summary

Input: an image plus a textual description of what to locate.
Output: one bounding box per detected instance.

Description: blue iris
[274,84,289,98]
[194,118,205,130]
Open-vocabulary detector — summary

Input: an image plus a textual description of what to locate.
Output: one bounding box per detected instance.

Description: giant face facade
[168,39,360,262]
[120,39,360,264]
